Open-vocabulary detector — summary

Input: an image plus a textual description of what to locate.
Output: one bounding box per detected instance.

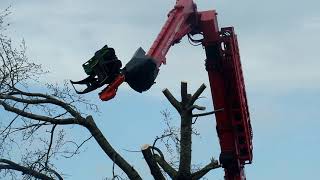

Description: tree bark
[178,82,192,179]
[178,110,192,180]
[154,154,178,179]
[0,159,55,180]
[83,116,142,180]
[141,145,165,180]
[163,82,208,180]
[162,82,220,180]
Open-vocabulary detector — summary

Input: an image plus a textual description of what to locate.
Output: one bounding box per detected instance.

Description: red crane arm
[100,0,198,98]
[147,0,196,67]
[199,11,253,179]
[146,2,253,179]
[99,1,253,179]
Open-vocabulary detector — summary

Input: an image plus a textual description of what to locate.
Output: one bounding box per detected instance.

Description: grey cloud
[0,0,319,94]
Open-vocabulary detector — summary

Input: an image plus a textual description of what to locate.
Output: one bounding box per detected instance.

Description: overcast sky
[1,0,320,179]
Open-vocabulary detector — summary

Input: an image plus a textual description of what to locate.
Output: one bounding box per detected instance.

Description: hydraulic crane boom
[147,0,196,67]
[71,0,253,179]
[142,1,253,179]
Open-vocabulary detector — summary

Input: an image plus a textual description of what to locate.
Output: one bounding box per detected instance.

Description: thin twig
[152,133,173,149]
[192,108,224,118]
[45,124,57,167]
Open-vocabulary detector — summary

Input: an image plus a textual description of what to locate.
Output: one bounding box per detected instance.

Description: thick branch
[187,105,206,112]
[0,100,82,125]
[187,84,206,107]
[191,159,220,180]
[1,96,141,179]
[162,89,181,113]
[83,116,142,180]
[46,168,63,180]
[0,93,82,119]
[181,82,188,105]
[141,145,165,180]
[0,159,54,180]
[154,154,178,179]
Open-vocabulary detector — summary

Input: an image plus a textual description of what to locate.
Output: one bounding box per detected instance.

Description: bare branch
[9,122,49,134]
[187,105,206,112]
[0,100,82,125]
[154,154,178,179]
[0,104,28,135]
[152,133,173,148]
[0,159,54,180]
[1,92,82,119]
[141,145,165,180]
[62,136,93,158]
[181,82,188,105]
[83,115,142,180]
[162,88,181,113]
[187,84,206,107]
[191,159,220,180]
[45,167,63,180]
[192,108,224,118]
[45,125,57,167]
[157,110,180,168]
[150,146,165,160]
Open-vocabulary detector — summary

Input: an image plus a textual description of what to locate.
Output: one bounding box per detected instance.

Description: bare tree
[0,10,221,180]
[141,82,222,180]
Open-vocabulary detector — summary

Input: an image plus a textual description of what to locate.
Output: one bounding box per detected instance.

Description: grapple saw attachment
[70,45,122,97]
[71,46,158,101]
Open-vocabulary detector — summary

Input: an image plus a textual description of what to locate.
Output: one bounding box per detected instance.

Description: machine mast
[142,1,253,178]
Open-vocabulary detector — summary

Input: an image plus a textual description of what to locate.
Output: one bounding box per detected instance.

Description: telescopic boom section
[98,0,197,100]
[199,11,253,180]
[147,0,196,67]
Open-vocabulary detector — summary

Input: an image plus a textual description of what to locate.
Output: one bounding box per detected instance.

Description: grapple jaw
[70,75,103,94]
[70,45,122,95]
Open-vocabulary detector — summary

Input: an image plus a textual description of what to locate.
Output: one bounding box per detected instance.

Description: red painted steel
[99,74,125,101]
[147,0,196,67]
[100,1,253,179]
[199,11,252,179]
[145,2,253,179]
